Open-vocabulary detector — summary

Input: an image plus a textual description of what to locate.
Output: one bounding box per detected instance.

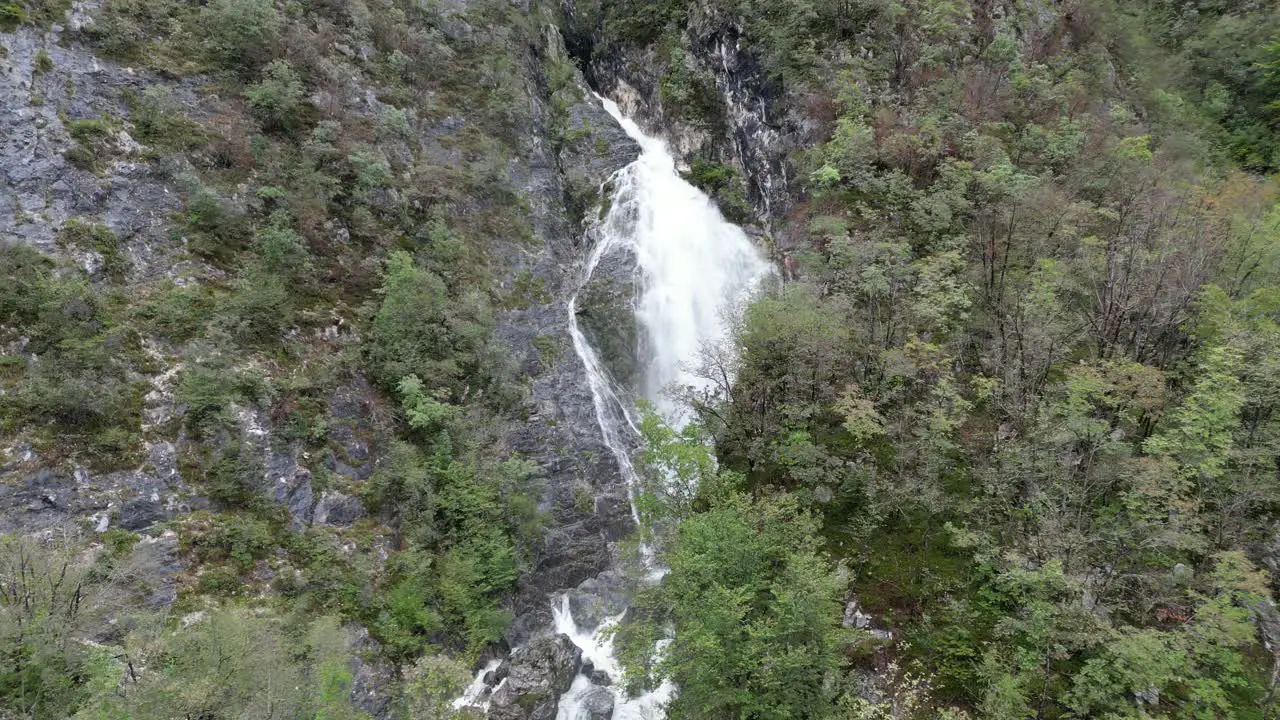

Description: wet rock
[266,449,314,527]
[349,627,398,719]
[0,470,77,532]
[136,531,182,608]
[588,668,612,687]
[487,634,582,720]
[0,24,195,280]
[576,243,640,390]
[843,598,872,630]
[567,571,628,630]
[578,685,615,719]
[117,493,167,531]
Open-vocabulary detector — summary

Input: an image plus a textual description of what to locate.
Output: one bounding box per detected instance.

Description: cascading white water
[553,98,773,719]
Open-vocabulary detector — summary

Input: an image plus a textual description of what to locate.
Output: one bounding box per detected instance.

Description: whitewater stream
[551,99,773,719]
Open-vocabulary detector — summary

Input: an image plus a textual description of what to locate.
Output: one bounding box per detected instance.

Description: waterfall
[553,98,773,719]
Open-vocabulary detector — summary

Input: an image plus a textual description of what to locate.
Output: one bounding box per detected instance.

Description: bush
[0,263,142,431]
[244,60,306,132]
[127,86,206,151]
[13,340,139,429]
[57,218,129,278]
[201,442,266,508]
[186,512,276,569]
[365,251,498,400]
[219,271,293,345]
[0,241,53,326]
[0,3,28,30]
[64,118,117,173]
[33,48,52,72]
[134,282,216,342]
[198,0,279,72]
[0,0,69,30]
[249,213,311,280]
[175,360,265,435]
[185,188,250,264]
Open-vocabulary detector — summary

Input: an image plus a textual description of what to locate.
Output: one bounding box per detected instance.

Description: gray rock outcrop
[487,634,583,720]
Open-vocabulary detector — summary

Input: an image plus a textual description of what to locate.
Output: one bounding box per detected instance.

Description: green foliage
[682,159,753,224]
[89,609,371,719]
[33,47,52,72]
[0,250,142,435]
[64,118,117,173]
[0,241,54,327]
[363,440,439,545]
[220,270,293,345]
[401,654,475,719]
[57,218,128,278]
[184,511,276,570]
[174,359,265,436]
[1061,552,1269,718]
[365,251,501,402]
[201,442,267,509]
[197,0,278,72]
[0,534,98,718]
[0,3,27,29]
[244,59,306,132]
[134,282,215,343]
[0,0,69,29]
[184,187,250,265]
[616,491,849,718]
[658,47,724,129]
[126,87,206,152]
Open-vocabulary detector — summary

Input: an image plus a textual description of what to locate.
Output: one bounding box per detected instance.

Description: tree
[615,491,849,719]
[365,251,499,402]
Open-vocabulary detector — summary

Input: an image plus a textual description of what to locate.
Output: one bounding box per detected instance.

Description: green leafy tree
[616,489,849,719]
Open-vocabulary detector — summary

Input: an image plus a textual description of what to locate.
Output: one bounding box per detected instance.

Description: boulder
[313,491,364,527]
[578,685,615,719]
[487,634,582,720]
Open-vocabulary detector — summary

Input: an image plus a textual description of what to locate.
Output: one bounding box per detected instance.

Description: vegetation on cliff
[2,0,1280,717]
[599,0,1280,718]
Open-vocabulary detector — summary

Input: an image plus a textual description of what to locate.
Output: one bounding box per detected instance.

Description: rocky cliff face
[1,2,646,716]
[494,45,641,640]
[561,2,802,234]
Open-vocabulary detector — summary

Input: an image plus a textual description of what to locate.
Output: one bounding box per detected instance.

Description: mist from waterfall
[553,97,773,719]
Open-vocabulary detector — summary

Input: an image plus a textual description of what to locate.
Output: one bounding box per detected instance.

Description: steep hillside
[1,0,643,716]
[2,0,1279,718]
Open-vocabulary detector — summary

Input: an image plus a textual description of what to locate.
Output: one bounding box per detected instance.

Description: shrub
[64,118,117,173]
[198,0,279,72]
[0,241,53,326]
[127,86,206,151]
[244,60,305,132]
[134,282,216,342]
[186,512,276,569]
[33,48,52,72]
[185,188,250,264]
[348,150,392,198]
[57,218,129,278]
[175,360,265,435]
[202,442,266,508]
[365,251,497,399]
[249,213,311,280]
[13,342,139,428]
[0,3,28,30]
[219,271,293,345]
